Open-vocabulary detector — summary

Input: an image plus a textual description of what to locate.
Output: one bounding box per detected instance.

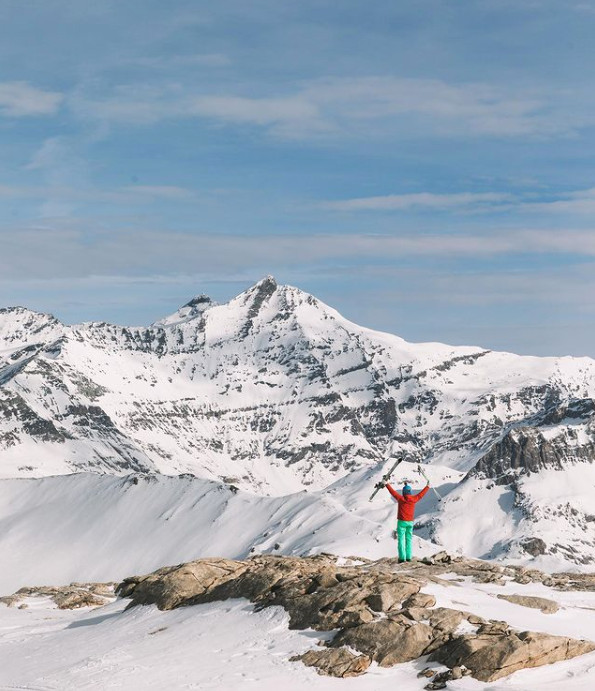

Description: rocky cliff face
[1,277,595,493]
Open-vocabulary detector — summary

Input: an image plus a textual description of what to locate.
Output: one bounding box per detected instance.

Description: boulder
[364,580,421,612]
[116,558,249,610]
[430,628,595,682]
[291,647,371,677]
[427,607,466,634]
[403,591,436,609]
[331,619,434,666]
[0,583,114,610]
[497,593,559,614]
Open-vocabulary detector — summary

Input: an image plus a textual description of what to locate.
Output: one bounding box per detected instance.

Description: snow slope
[0,462,460,594]
[4,456,595,599]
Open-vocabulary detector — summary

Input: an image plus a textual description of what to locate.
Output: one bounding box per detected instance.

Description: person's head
[402,483,412,496]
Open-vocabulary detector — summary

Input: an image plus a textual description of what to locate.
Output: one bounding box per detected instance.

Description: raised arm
[386,483,403,501]
[412,484,430,503]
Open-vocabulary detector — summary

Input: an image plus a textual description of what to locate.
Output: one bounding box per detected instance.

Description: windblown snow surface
[2,465,595,690]
[3,590,595,691]
[1,278,595,689]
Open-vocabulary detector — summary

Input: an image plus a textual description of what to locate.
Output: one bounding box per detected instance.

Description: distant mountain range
[1,276,594,495]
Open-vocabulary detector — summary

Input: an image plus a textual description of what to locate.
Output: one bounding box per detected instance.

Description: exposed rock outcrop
[291,648,371,677]
[117,553,595,682]
[497,593,560,614]
[470,424,595,481]
[0,582,115,609]
[430,624,594,682]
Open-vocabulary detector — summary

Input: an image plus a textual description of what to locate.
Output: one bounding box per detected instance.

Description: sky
[1,0,595,357]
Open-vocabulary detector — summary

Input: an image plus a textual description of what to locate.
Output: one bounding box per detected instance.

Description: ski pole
[417,464,442,500]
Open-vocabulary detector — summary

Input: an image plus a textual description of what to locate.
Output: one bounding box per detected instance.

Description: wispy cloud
[2,225,595,282]
[132,53,232,69]
[322,191,512,212]
[322,186,595,216]
[69,76,582,140]
[121,185,196,200]
[522,187,595,214]
[0,82,63,117]
[0,183,196,204]
[189,95,328,137]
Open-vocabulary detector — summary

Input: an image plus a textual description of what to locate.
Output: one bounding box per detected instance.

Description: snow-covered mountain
[1,276,594,491]
[1,276,595,564]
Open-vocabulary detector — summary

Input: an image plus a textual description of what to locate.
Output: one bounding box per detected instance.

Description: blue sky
[1,0,595,356]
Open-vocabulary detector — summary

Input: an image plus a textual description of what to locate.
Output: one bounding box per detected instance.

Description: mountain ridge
[1,277,594,502]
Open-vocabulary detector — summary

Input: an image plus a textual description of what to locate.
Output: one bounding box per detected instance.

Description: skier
[384,481,430,563]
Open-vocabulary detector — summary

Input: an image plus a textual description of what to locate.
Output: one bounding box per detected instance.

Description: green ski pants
[397,520,414,561]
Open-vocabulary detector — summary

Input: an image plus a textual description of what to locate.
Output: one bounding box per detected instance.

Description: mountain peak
[251,275,278,292]
[154,293,215,327]
[182,294,212,310]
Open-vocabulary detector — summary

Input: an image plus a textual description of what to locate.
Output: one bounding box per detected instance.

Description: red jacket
[386,484,429,522]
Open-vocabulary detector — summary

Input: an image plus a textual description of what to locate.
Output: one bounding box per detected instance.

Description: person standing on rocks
[384,481,430,563]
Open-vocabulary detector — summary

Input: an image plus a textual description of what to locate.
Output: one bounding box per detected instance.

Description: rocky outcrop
[0,582,115,609]
[117,554,595,682]
[497,593,560,614]
[470,424,595,481]
[117,558,248,610]
[430,623,594,682]
[291,648,371,677]
[330,618,434,666]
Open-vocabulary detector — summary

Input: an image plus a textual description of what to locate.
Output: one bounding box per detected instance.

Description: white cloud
[522,187,595,214]
[122,185,196,199]
[133,53,231,68]
[2,225,595,282]
[189,95,327,136]
[0,183,196,204]
[70,76,580,139]
[302,77,551,137]
[0,81,63,117]
[323,186,595,216]
[322,191,512,212]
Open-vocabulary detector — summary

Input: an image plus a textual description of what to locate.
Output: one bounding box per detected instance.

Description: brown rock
[113,554,595,684]
[365,580,421,612]
[292,647,371,677]
[332,619,434,666]
[55,591,108,609]
[417,667,436,678]
[403,591,437,609]
[402,606,431,621]
[0,583,115,610]
[430,629,595,682]
[117,558,249,610]
[451,665,464,679]
[428,608,466,634]
[497,593,559,614]
[336,606,375,628]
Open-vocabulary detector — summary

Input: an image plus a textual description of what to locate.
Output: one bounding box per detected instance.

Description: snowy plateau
[1,276,595,690]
